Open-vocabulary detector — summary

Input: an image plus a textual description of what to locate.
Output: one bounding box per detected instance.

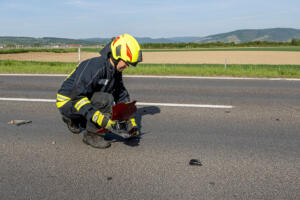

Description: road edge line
[0,97,234,109]
[0,74,300,81]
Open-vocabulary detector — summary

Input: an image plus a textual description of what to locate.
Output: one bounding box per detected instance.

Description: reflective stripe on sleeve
[56,94,71,108]
[56,101,69,108]
[105,119,115,129]
[74,97,91,111]
[92,111,104,126]
[92,111,100,123]
[57,94,71,102]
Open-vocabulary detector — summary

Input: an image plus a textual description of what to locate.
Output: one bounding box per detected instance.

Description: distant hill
[168,37,202,43]
[0,37,99,46]
[136,37,175,43]
[0,36,202,46]
[79,37,110,44]
[83,37,176,44]
[1,28,300,46]
[83,37,201,44]
[194,28,300,43]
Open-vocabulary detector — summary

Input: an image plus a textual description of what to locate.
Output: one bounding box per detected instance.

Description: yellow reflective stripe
[97,114,105,127]
[92,111,104,126]
[92,111,106,127]
[56,100,69,108]
[130,118,137,127]
[92,111,101,123]
[56,94,70,102]
[92,110,115,128]
[105,119,115,129]
[57,97,64,102]
[64,65,79,81]
[56,94,71,108]
[74,97,91,111]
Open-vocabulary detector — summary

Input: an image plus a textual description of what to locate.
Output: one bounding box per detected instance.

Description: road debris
[189,159,202,166]
[8,120,32,126]
[209,182,215,186]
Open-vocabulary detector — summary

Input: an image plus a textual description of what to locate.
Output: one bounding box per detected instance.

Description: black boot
[82,131,111,149]
[62,116,82,134]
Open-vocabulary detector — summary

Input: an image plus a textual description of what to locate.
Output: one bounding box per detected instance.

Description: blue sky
[0,0,299,38]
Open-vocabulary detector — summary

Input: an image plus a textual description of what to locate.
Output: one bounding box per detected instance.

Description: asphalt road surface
[0,75,299,200]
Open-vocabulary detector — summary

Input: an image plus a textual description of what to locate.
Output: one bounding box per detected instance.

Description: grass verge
[1,60,300,78]
[0,60,76,74]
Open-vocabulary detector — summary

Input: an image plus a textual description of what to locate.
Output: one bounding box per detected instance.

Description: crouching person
[56,34,142,149]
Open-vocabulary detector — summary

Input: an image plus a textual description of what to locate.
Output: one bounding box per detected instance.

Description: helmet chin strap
[109,54,120,68]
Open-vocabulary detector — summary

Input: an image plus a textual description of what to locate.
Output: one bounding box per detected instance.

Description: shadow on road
[105,106,161,147]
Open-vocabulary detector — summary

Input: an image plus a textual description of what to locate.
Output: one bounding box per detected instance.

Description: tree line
[2,38,300,49]
[140,39,300,49]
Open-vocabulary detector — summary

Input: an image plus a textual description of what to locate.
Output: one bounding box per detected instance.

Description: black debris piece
[189,159,202,166]
[209,182,215,186]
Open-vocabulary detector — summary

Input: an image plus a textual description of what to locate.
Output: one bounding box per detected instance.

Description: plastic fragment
[8,120,32,126]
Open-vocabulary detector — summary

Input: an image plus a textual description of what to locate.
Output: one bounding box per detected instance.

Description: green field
[1,47,300,54]
[1,60,300,78]
[0,48,78,54]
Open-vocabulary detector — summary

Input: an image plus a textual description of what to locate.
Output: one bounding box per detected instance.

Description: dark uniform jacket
[56,42,130,121]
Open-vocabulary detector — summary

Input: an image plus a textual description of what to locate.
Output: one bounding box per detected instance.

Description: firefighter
[56,33,142,149]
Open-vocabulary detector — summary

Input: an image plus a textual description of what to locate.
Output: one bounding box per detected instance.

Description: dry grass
[0,51,300,65]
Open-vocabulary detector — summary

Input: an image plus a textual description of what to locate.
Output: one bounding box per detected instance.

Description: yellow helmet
[110,33,142,66]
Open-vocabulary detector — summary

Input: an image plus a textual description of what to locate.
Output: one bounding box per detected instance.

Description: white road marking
[0,74,300,81]
[0,97,55,102]
[125,75,300,81]
[0,74,67,77]
[136,102,233,109]
[0,97,234,109]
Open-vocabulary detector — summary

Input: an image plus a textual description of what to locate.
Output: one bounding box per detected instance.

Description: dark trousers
[59,92,114,132]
